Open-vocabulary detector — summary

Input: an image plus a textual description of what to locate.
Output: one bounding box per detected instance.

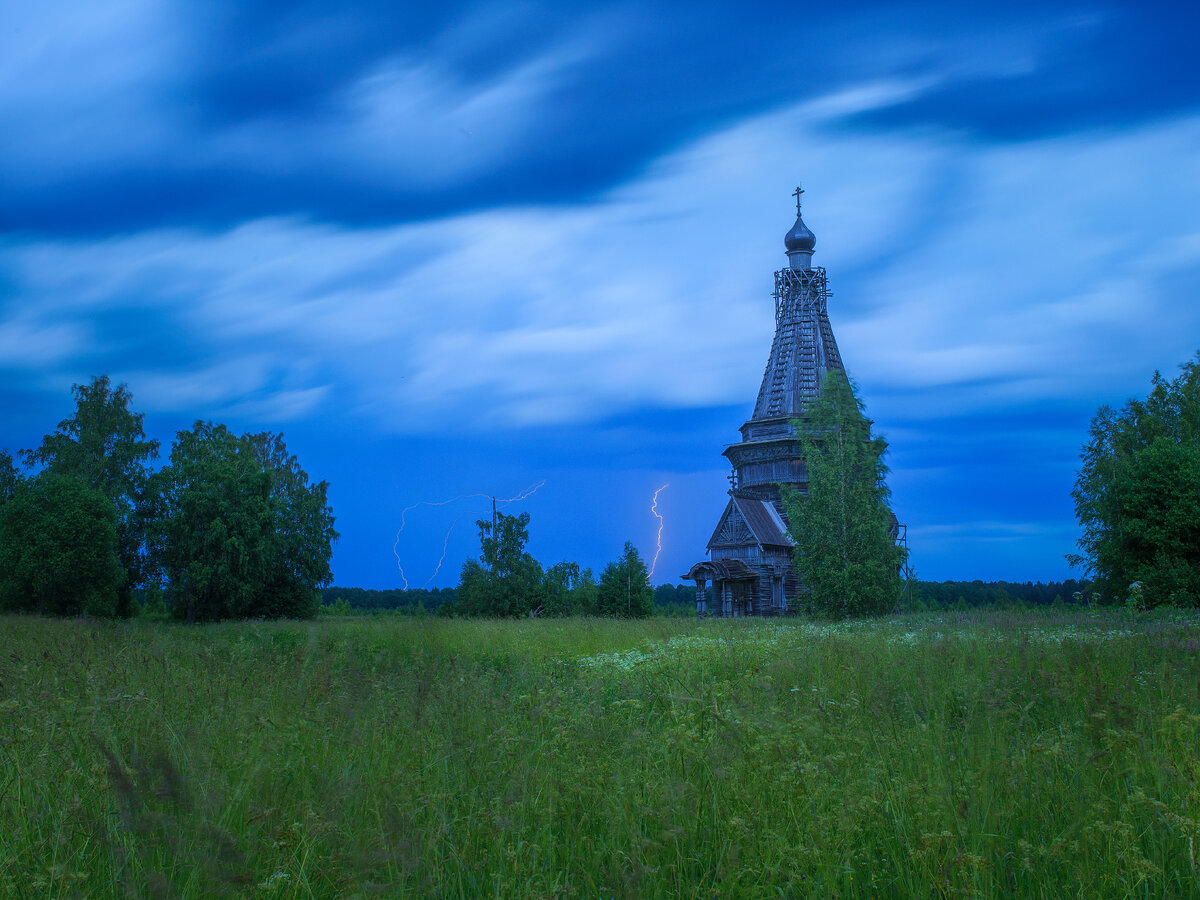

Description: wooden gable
[707,499,756,550]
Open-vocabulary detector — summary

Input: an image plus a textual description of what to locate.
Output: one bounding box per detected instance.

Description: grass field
[2,609,1199,898]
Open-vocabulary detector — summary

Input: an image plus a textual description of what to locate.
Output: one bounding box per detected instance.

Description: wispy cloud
[210,36,597,189]
[5,77,1197,438]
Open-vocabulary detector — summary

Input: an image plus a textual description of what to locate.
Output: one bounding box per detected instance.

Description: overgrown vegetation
[456,510,554,617]
[3,610,1198,898]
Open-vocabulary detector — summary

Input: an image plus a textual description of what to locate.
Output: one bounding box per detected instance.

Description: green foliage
[914,578,1087,609]
[1070,355,1200,606]
[152,422,336,622]
[4,378,337,623]
[572,567,599,616]
[597,541,654,618]
[0,473,124,616]
[23,376,159,612]
[318,586,454,614]
[654,583,701,616]
[543,560,580,616]
[781,372,904,618]
[140,584,168,621]
[453,514,617,618]
[319,595,354,616]
[153,422,270,622]
[4,610,1200,897]
[456,511,547,617]
[541,562,612,617]
[245,431,339,615]
[0,448,21,506]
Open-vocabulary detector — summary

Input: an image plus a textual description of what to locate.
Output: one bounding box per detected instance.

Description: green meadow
[3,609,1199,898]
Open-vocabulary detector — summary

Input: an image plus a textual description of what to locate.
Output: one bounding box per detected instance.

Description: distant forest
[320,579,1092,615]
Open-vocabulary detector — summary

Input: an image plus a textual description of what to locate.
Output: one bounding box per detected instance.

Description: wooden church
[683,188,849,616]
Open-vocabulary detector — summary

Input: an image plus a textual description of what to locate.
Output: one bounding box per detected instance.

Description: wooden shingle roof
[707,495,793,551]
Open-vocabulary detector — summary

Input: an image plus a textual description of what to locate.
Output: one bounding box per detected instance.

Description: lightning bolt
[392,481,546,589]
[422,509,469,589]
[649,483,669,579]
[500,482,545,504]
[392,496,462,590]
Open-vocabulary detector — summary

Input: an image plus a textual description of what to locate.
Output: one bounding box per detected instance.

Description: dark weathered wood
[683,196,846,617]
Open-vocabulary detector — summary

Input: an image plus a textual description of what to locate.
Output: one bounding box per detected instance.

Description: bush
[0,473,125,617]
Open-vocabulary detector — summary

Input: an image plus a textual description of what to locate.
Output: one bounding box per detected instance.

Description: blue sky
[3,0,1199,588]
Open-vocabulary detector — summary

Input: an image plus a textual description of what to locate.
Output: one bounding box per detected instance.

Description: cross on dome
[784,186,816,258]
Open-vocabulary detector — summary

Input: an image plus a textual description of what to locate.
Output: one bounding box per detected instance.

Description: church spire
[684,187,877,618]
[784,184,816,271]
[749,188,842,420]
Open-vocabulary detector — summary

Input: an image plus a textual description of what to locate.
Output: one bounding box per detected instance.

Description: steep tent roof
[751,266,844,419]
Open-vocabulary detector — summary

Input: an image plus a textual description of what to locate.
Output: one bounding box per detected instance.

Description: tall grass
[1,608,1198,897]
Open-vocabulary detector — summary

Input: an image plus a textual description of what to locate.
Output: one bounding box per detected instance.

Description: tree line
[318,583,700,616]
[317,580,1091,617]
[911,579,1090,610]
[0,377,336,621]
[318,586,457,615]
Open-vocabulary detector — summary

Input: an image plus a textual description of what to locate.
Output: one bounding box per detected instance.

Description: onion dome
[784,212,816,252]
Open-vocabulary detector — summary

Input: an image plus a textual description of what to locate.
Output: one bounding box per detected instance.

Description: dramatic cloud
[2,1,1197,585]
[5,79,1198,436]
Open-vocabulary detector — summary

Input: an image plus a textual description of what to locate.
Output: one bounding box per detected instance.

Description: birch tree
[781,372,904,618]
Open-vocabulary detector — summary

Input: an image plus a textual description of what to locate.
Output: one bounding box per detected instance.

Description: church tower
[683,187,848,616]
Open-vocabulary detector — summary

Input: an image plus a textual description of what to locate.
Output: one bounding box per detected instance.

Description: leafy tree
[0,449,21,506]
[538,562,606,616]
[153,422,336,622]
[0,473,124,617]
[153,423,269,622]
[597,542,654,618]
[781,372,904,618]
[23,376,159,614]
[544,561,581,616]
[456,510,546,617]
[572,568,599,616]
[244,431,339,616]
[1069,355,1200,606]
